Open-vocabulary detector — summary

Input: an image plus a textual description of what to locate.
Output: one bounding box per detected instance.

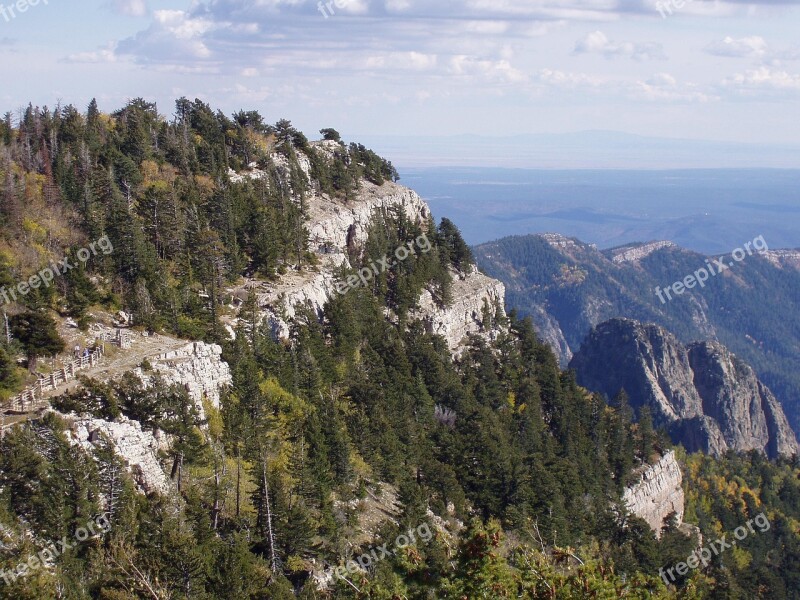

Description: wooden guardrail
[2,346,104,413]
[1,328,132,414]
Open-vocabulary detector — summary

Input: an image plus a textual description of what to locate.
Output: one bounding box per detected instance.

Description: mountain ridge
[475,232,800,434]
[569,318,798,458]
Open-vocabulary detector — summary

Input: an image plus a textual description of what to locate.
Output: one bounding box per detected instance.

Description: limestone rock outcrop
[134,342,232,410]
[762,249,800,270]
[611,241,677,264]
[67,415,169,495]
[623,450,684,537]
[412,270,506,350]
[55,342,232,497]
[306,182,430,252]
[528,304,573,365]
[570,319,799,457]
[233,171,507,351]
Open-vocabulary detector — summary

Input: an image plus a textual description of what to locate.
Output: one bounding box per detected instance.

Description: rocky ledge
[134,341,232,410]
[412,270,506,350]
[231,175,507,352]
[610,241,677,264]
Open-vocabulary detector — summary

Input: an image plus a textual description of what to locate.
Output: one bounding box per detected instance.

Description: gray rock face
[67,415,170,495]
[570,320,704,422]
[528,305,573,365]
[56,341,233,498]
[611,241,677,264]
[412,270,506,351]
[134,342,232,410]
[762,249,800,270]
[570,319,798,458]
[623,450,684,537]
[231,168,507,352]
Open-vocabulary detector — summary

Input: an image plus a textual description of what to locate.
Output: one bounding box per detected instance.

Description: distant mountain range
[474,233,800,437]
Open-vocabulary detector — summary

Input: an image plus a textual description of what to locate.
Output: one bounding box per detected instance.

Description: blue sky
[1,0,799,160]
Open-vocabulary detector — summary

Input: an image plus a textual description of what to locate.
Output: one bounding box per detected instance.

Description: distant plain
[401,167,800,254]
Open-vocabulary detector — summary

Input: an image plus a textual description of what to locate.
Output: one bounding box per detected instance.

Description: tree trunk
[262,458,278,573]
[236,453,241,518]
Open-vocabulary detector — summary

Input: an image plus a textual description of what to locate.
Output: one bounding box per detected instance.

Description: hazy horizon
[357,131,800,169]
[403,167,800,253]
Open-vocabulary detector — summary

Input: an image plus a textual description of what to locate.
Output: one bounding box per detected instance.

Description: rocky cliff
[134,342,232,410]
[570,319,799,457]
[412,270,506,350]
[474,233,800,436]
[762,248,800,270]
[66,414,170,495]
[623,450,684,537]
[231,155,506,351]
[60,341,233,496]
[611,241,677,264]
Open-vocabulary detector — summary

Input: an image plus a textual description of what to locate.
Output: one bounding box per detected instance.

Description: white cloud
[533,68,605,89]
[574,31,666,61]
[366,52,438,71]
[63,44,119,64]
[385,0,412,11]
[115,10,217,63]
[629,73,716,102]
[706,36,768,58]
[113,0,148,17]
[449,56,527,84]
[724,67,800,93]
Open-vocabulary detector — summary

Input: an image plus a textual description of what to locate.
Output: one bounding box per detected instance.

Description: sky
[1,0,799,164]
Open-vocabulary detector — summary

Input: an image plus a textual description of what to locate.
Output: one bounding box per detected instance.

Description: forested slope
[0,100,796,598]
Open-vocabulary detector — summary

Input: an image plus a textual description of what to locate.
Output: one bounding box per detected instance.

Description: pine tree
[444,519,517,597]
[9,310,65,372]
[638,405,656,464]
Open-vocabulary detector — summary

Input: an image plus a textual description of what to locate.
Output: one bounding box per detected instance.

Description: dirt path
[1,332,190,428]
[47,332,190,397]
